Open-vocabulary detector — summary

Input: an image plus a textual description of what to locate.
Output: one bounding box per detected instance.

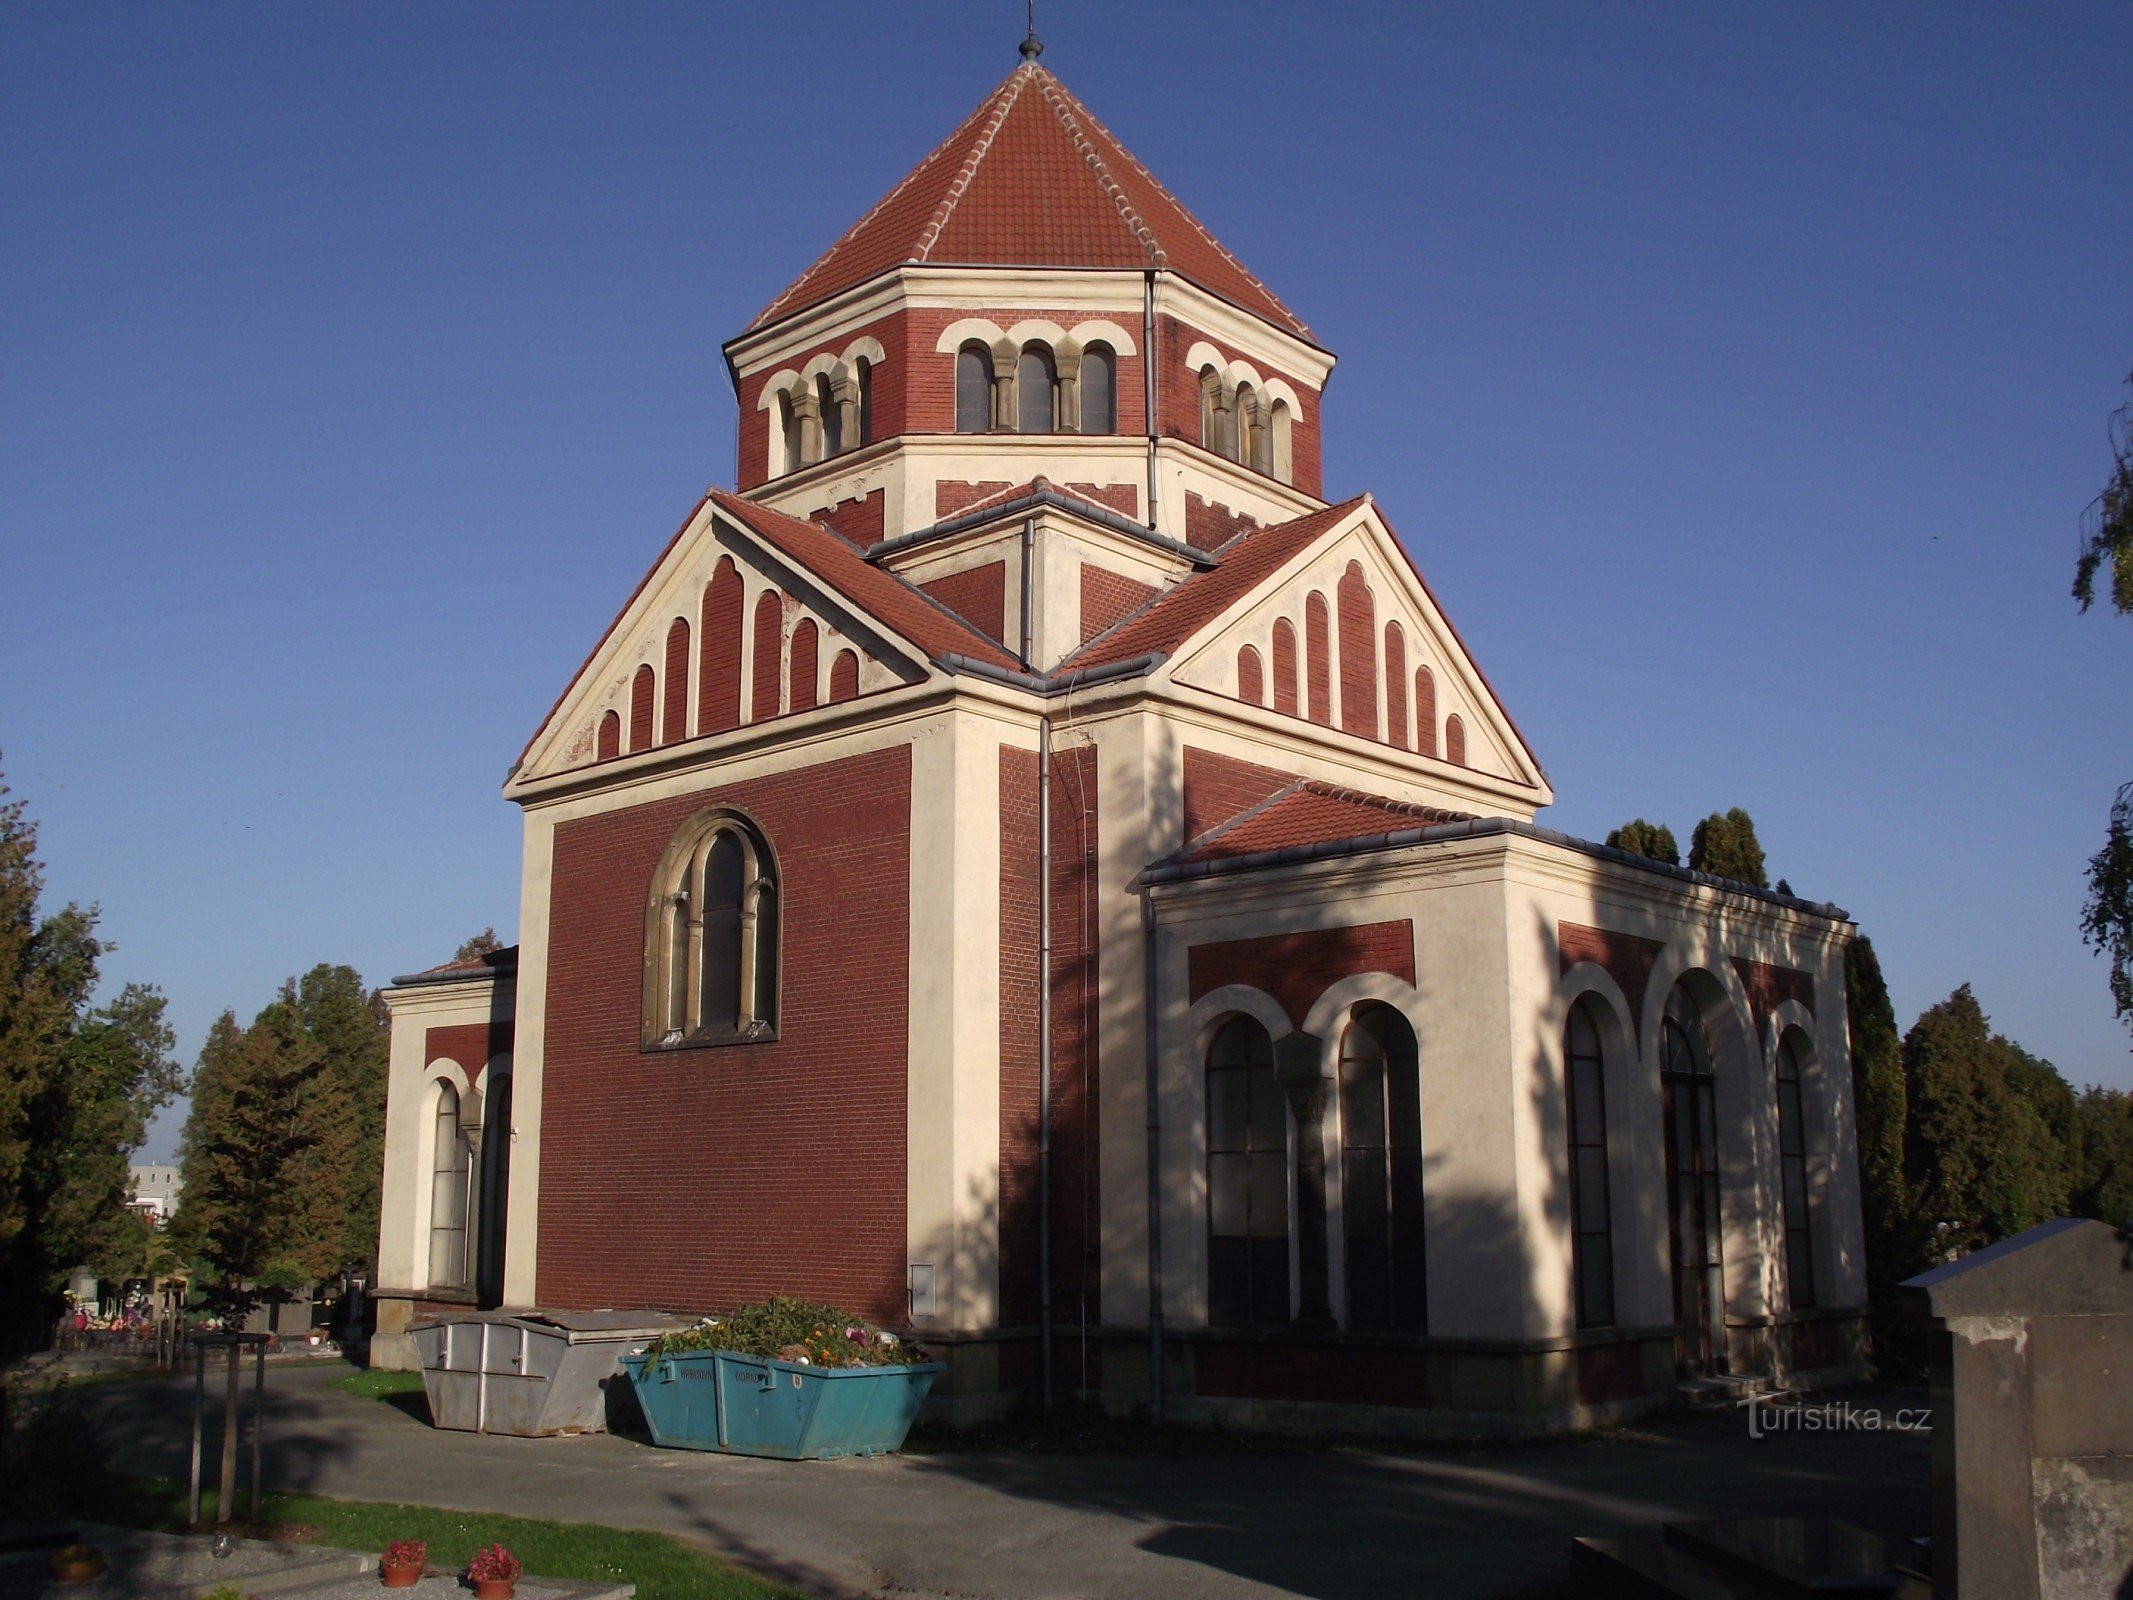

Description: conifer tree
[1687,808,1769,889]
[1604,819,1680,867]
[2074,375,2132,1037]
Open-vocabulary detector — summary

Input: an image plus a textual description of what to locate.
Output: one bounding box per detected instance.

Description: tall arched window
[854,357,874,446]
[476,1073,512,1305]
[1662,994,1724,1372]
[1444,713,1466,767]
[1776,1029,1816,1310]
[428,1083,470,1288]
[1199,368,1224,453]
[1414,666,1437,758]
[817,374,843,457]
[779,391,801,475]
[956,343,993,433]
[1237,384,1266,473]
[643,811,781,1047]
[1081,344,1116,433]
[1236,643,1264,705]
[1566,999,1614,1327]
[1340,1004,1425,1331]
[1016,344,1057,432]
[1207,1015,1287,1325]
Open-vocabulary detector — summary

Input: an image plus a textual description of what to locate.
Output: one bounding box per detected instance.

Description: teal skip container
[618,1349,944,1459]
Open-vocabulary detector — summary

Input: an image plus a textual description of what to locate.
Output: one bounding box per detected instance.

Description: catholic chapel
[373,46,1868,1434]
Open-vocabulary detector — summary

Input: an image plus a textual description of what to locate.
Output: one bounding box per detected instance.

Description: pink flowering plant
[466,1544,522,1583]
[638,1295,924,1377]
[380,1539,426,1570]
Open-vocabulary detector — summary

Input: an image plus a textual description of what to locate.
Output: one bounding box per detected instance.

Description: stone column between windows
[1275,1029,1335,1328]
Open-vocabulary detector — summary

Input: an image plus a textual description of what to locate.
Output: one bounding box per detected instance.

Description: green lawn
[326,1365,428,1402]
[111,1480,810,1600]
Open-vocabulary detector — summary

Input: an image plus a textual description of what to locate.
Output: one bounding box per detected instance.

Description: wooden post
[249,1342,265,1524]
[217,1341,239,1524]
[188,1341,205,1527]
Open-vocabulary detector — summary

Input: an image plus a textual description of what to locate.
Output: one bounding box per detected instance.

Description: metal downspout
[1143,271,1159,536]
[1141,885,1165,1420]
[1037,715,1054,1409]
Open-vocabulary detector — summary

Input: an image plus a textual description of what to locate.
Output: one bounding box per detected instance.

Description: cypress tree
[1604,819,1680,867]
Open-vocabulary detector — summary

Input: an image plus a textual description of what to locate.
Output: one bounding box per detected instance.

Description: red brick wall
[828,650,860,703]
[899,308,1149,437]
[1559,922,1667,1030]
[1079,564,1157,643]
[662,619,690,746]
[935,480,1016,519]
[1304,592,1331,726]
[1272,619,1299,715]
[538,744,912,1320]
[735,310,909,493]
[1731,957,1816,1039]
[1445,713,1466,767]
[699,558,743,736]
[1181,747,1294,844]
[750,591,782,723]
[1384,622,1409,749]
[1414,666,1437,759]
[597,711,620,761]
[1183,492,1262,553]
[919,562,1008,645]
[1188,920,1416,1029]
[424,1020,515,1079]
[1062,482,1139,518]
[1337,561,1378,740]
[1237,645,1263,705]
[789,618,819,713]
[818,491,885,550]
[629,665,655,753]
[997,742,1103,1331]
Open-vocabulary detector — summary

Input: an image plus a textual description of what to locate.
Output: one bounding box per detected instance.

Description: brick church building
[372,46,1868,1434]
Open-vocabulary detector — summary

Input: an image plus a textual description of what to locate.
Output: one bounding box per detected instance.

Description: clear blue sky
[4,3,2128,1162]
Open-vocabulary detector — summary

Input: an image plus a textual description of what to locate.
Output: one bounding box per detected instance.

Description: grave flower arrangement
[379,1538,426,1587]
[637,1295,924,1378]
[465,1542,522,1597]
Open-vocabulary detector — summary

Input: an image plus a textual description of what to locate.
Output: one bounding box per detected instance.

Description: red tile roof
[1177,782,1469,865]
[709,491,1022,671]
[393,947,520,986]
[1062,496,1365,668]
[747,63,1310,340]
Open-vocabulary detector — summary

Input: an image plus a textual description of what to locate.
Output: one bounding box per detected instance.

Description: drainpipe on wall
[1037,714,1054,1409]
[1143,270,1159,537]
[1141,885,1165,1421]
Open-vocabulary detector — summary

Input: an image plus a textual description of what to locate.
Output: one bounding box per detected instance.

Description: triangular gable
[1164,501,1549,794]
[511,493,1004,787]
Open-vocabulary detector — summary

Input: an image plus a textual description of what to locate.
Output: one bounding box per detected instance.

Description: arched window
[644,811,780,1048]
[1384,622,1409,748]
[428,1082,470,1288]
[1340,1004,1425,1331]
[1776,1029,1816,1310]
[1016,343,1057,433]
[1271,617,1300,716]
[779,390,801,475]
[817,374,843,457]
[828,649,860,703]
[1414,667,1437,758]
[629,664,655,753]
[1662,994,1724,1372]
[1199,368,1224,453]
[1236,643,1264,705]
[1304,592,1331,725]
[1270,401,1294,483]
[789,618,819,713]
[475,1073,512,1304]
[955,343,993,433]
[1444,713,1466,767]
[1566,999,1614,1327]
[1207,1015,1287,1325]
[1081,343,1116,433]
[854,357,874,446]
[1236,384,1266,473]
[596,710,620,762]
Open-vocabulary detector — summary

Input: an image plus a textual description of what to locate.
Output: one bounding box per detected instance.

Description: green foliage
[454,928,504,962]
[2073,372,2133,618]
[330,1366,428,1401]
[1687,808,1769,889]
[0,762,182,1357]
[1902,986,2075,1257]
[176,960,390,1315]
[641,1296,922,1376]
[2080,782,2133,1038]
[2074,1086,2133,1224]
[1604,819,1679,867]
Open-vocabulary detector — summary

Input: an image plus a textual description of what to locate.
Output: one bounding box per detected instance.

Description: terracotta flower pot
[380,1560,422,1588]
[472,1580,515,1600]
[48,1553,104,1585]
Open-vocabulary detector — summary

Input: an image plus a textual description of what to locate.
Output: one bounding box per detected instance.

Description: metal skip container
[412,1309,696,1435]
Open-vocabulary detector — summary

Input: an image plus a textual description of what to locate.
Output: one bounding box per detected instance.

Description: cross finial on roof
[1020,0,1043,59]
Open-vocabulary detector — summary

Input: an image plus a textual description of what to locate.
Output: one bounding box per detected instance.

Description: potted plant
[379,1537,427,1588]
[46,1543,104,1584]
[464,1542,523,1599]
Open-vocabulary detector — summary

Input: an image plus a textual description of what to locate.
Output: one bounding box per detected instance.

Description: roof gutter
[937,651,1167,696]
[1143,815,1851,919]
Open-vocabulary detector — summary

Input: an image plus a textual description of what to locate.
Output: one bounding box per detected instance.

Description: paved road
[74,1365,1931,1599]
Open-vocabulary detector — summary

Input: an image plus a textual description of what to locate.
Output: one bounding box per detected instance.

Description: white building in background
[127,1164,180,1223]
